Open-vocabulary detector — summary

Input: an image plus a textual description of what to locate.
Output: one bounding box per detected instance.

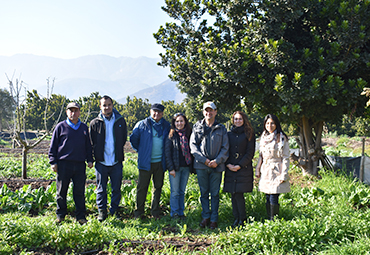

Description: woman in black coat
[223,111,255,227]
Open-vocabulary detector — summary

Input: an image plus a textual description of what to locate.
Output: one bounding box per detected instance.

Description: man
[130,103,170,219]
[49,102,93,224]
[90,95,127,221]
[190,101,229,229]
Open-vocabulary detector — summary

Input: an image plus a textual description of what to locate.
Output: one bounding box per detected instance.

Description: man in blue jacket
[130,103,170,219]
[90,95,127,221]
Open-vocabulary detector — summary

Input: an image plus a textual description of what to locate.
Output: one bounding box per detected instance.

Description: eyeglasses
[173,112,185,118]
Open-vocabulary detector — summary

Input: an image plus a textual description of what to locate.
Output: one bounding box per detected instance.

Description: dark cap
[151,103,165,112]
[66,102,80,110]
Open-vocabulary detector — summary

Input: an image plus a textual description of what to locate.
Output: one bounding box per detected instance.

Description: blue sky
[0,0,171,59]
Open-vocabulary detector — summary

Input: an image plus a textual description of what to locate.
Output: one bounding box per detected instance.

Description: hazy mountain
[0,54,171,100]
[118,79,186,104]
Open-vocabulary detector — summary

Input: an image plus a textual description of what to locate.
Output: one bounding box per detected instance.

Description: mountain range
[0,54,185,103]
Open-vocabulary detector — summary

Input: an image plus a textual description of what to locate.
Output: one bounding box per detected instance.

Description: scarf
[150,117,163,137]
[176,128,191,165]
[260,130,277,147]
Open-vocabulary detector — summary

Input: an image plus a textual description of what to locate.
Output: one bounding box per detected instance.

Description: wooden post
[359,137,365,183]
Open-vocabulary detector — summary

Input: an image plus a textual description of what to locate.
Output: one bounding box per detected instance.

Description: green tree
[121,96,151,132]
[155,0,370,175]
[0,88,14,131]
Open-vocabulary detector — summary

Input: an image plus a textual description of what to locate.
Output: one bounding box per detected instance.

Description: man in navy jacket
[130,103,170,219]
[49,102,93,224]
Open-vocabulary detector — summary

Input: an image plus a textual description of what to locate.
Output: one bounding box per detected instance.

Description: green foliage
[0,88,14,131]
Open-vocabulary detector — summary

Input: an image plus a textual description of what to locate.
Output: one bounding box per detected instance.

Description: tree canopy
[155,0,370,174]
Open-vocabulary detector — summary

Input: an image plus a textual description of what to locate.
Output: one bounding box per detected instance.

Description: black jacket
[223,126,256,193]
[165,131,193,172]
[89,109,127,163]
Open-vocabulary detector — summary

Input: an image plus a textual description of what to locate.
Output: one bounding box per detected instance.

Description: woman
[256,114,290,220]
[223,111,255,227]
[165,112,192,219]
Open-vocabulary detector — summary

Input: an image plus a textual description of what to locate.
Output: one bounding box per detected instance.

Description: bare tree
[7,74,65,179]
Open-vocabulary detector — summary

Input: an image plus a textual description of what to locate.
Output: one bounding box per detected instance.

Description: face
[265,118,276,133]
[203,108,217,122]
[100,98,113,116]
[66,108,80,123]
[174,116,185,130]
[150,109,163,122]
[233,113,244,127]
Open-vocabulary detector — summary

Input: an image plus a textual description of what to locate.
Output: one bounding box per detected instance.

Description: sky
[0,0,172,59]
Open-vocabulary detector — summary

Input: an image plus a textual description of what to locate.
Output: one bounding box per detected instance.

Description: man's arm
[214,127,229,165]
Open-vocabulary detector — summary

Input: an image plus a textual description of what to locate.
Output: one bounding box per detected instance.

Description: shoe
[199,218,210,228]
[55,216,65,224]
[210,221,218,230]
[238,219,245,227]
[153,214,162,220]
[98,209,108,222]
[77,218,88,225]
[179,215,187,220]
[172,213,180,219]
[134,214,146,220]
[231,218,239,228]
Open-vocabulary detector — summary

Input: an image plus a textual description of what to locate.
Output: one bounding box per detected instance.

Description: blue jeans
[95,162,123,214]
[169,167,190,217]
[196,168,222,222]
[56,160,86,220]
[266,194,280,205]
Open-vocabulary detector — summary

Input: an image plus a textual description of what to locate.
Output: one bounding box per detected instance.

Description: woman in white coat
[256,114,290,220]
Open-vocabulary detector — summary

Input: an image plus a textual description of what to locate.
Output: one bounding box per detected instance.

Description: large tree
[155,0,370,175]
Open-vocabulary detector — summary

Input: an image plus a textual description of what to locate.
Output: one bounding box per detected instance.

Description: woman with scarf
[165,113,193,219]
[223,111,255,227]
[256,114,290,220]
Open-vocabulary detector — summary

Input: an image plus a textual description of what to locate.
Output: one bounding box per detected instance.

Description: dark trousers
[266,194,280,205]
[135,162,164,217]
[95,162,123,214]
[232,193,246,220]
[56,160,86,220]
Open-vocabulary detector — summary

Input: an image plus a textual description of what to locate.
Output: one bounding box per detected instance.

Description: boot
[266,202,271,219]
[270,204,280,221]
[232,218,239,228]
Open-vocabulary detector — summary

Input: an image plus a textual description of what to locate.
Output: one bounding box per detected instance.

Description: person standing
[223,111,255,228]
[255,114,290,220]
[165,113,192,219]
[190,101,229,230]
[49,102,93,224]
[90,95,127,221]
[130,103,170,219]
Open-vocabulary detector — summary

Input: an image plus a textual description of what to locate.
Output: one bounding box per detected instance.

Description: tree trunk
[22,147,28,179]
[291,116,329,175]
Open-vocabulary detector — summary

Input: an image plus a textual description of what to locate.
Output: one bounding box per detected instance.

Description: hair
[263,114,288,139]
[232,111,254,141]
[100,95,113,105]
[169,113,192,139]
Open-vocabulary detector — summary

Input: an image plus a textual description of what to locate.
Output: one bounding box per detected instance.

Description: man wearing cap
[130,103,170,219]
[90,95,127,221]
[49,102,93,224]
[190,101,229,229]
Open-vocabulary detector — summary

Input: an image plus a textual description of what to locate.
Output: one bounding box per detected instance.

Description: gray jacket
[190,119,229,172]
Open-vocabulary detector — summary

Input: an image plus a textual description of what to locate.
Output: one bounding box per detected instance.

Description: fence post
[359,137,365,183]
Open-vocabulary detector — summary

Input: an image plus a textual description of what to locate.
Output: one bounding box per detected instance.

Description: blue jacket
[130,117,170,171]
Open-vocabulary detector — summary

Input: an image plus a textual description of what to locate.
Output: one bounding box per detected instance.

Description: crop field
[1,143,370,254]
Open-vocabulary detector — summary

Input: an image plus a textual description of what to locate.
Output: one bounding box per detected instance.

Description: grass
[1,150,370,253]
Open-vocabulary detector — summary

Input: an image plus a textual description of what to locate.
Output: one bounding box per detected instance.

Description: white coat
[255,132,291,194]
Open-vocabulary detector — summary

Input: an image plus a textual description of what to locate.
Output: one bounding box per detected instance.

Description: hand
[205,159,211,166]
[280,180,285,183]
[208,160,218,168]
[87,162,93,169]
[255,173,260,178]
[51,164,58,173]
[170,170,176,178]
